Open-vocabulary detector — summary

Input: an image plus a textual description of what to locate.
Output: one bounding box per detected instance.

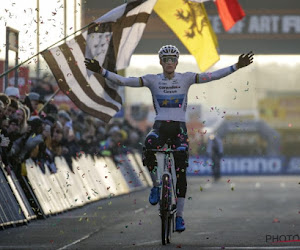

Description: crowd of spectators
[0,86,145,179]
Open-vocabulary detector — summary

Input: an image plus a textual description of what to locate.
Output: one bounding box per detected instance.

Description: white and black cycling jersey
[101,65,237,122]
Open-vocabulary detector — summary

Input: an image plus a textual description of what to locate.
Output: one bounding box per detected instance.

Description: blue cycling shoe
[149,187,160,205]
[176,216,185,232]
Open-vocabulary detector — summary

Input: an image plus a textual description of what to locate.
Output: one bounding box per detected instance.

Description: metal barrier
[0,163,29,228]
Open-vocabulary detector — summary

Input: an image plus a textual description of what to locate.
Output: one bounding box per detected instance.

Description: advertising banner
[188,156,300,175]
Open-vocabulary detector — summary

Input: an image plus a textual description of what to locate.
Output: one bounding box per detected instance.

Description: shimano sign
[188,157,298,175]
[221,157,282,174]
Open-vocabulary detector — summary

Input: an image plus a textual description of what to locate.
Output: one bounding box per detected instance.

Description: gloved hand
[236,51,254,69]
[84,58,102,74]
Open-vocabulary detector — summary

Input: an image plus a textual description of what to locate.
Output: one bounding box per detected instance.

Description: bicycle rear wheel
[161,174,171,245]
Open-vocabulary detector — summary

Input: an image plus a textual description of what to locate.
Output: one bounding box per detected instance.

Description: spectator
[14,105,29,134]
[127,130,141,151]
[0,93,11,110]
[99,126,123,156]
[206,134,224,181]
[43,103,58,119]
[0,116,10,165]
[57,109,79,170]
[57,110,73,139]
[1,117,22,167]
[95,121,106,144]
[6,117,21,144]
[1,116,10,131]
[51,121,64,157]
[27,92,42,116]
[5,98,19,118]
[42,116,57,173]
[78,116,97,154]
[30,79,55,100]
[6,117,43,177]
[24,117,46,171]
[0,100,6,124]
[4,86,20,101]
[72,112,86,141]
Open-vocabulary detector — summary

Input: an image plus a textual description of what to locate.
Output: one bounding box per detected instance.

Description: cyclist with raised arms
[85,45,254,232]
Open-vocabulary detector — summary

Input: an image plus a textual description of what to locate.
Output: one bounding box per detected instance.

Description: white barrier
[24,153,150,216]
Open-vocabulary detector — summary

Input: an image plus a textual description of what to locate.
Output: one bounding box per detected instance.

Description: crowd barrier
[0,151,151,228]
[0,162,36,228]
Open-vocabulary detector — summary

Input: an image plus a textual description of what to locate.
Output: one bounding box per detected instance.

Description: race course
[0,176,299,250]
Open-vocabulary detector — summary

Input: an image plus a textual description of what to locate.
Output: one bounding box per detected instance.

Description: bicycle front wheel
[161,174,171,245]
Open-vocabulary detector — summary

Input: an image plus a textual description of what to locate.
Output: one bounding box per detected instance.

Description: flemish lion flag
[42,0,157,123]
[154,0,219,71]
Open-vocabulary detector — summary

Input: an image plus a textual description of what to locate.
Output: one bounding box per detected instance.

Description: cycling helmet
[158,45,180,59]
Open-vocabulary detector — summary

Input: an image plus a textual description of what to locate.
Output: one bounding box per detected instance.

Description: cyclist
[85,45,254,232]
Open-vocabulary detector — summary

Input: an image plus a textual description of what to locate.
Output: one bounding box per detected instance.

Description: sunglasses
[162,56,178,63]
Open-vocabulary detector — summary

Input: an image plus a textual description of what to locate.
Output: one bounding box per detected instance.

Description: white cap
[5,87,20,99]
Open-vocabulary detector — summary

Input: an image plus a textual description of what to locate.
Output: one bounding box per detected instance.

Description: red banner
[0,61,30,97]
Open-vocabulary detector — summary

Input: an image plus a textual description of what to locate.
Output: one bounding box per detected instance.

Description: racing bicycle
[147,139,182,245]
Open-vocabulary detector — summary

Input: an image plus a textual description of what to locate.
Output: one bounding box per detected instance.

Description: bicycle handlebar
[145,148,187,153]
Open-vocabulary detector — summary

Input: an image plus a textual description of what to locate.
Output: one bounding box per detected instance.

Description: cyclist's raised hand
[84,58,102,74]
[236,51,254,69]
